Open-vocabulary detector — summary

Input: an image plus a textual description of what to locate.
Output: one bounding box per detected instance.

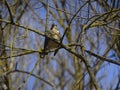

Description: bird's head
[50,24,60,40]
[50,24,57,30]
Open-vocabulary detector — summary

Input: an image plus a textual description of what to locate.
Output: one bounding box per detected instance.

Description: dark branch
[6,69,55,88]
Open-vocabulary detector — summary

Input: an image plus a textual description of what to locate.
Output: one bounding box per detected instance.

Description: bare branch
[6,69,55,88]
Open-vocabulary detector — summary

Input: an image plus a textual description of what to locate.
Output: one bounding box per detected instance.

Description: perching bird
[44,24,61,51]
[40,24,61,58]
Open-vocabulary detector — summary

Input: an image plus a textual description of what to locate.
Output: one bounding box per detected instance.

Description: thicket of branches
[0,0,120,90]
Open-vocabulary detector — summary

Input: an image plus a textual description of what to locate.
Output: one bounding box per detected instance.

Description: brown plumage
[44,24,60,51]
[40,24,61,58]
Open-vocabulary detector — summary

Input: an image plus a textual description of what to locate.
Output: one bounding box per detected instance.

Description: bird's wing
[44,36,49,51]
[44,30,52,51]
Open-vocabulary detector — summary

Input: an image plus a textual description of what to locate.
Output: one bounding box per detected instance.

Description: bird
[40,24,61,58]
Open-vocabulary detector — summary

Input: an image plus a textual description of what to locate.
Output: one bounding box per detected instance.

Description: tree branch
[85,50,120,66]
[5,0,14,23]
[6,69,55,88]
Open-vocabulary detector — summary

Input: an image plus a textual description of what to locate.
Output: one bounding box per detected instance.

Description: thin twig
[45,0,49,32]
[6,69,55,87]
[61,1,89,44]
[85,50,120,66]
[83,8,120,31]
[1,19,120,66]
[0,19,44,36]
[54,1,89,56]
[5,0,14,23]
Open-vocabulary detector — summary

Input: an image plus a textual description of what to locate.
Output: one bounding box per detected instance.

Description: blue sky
[3,0,120,89]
